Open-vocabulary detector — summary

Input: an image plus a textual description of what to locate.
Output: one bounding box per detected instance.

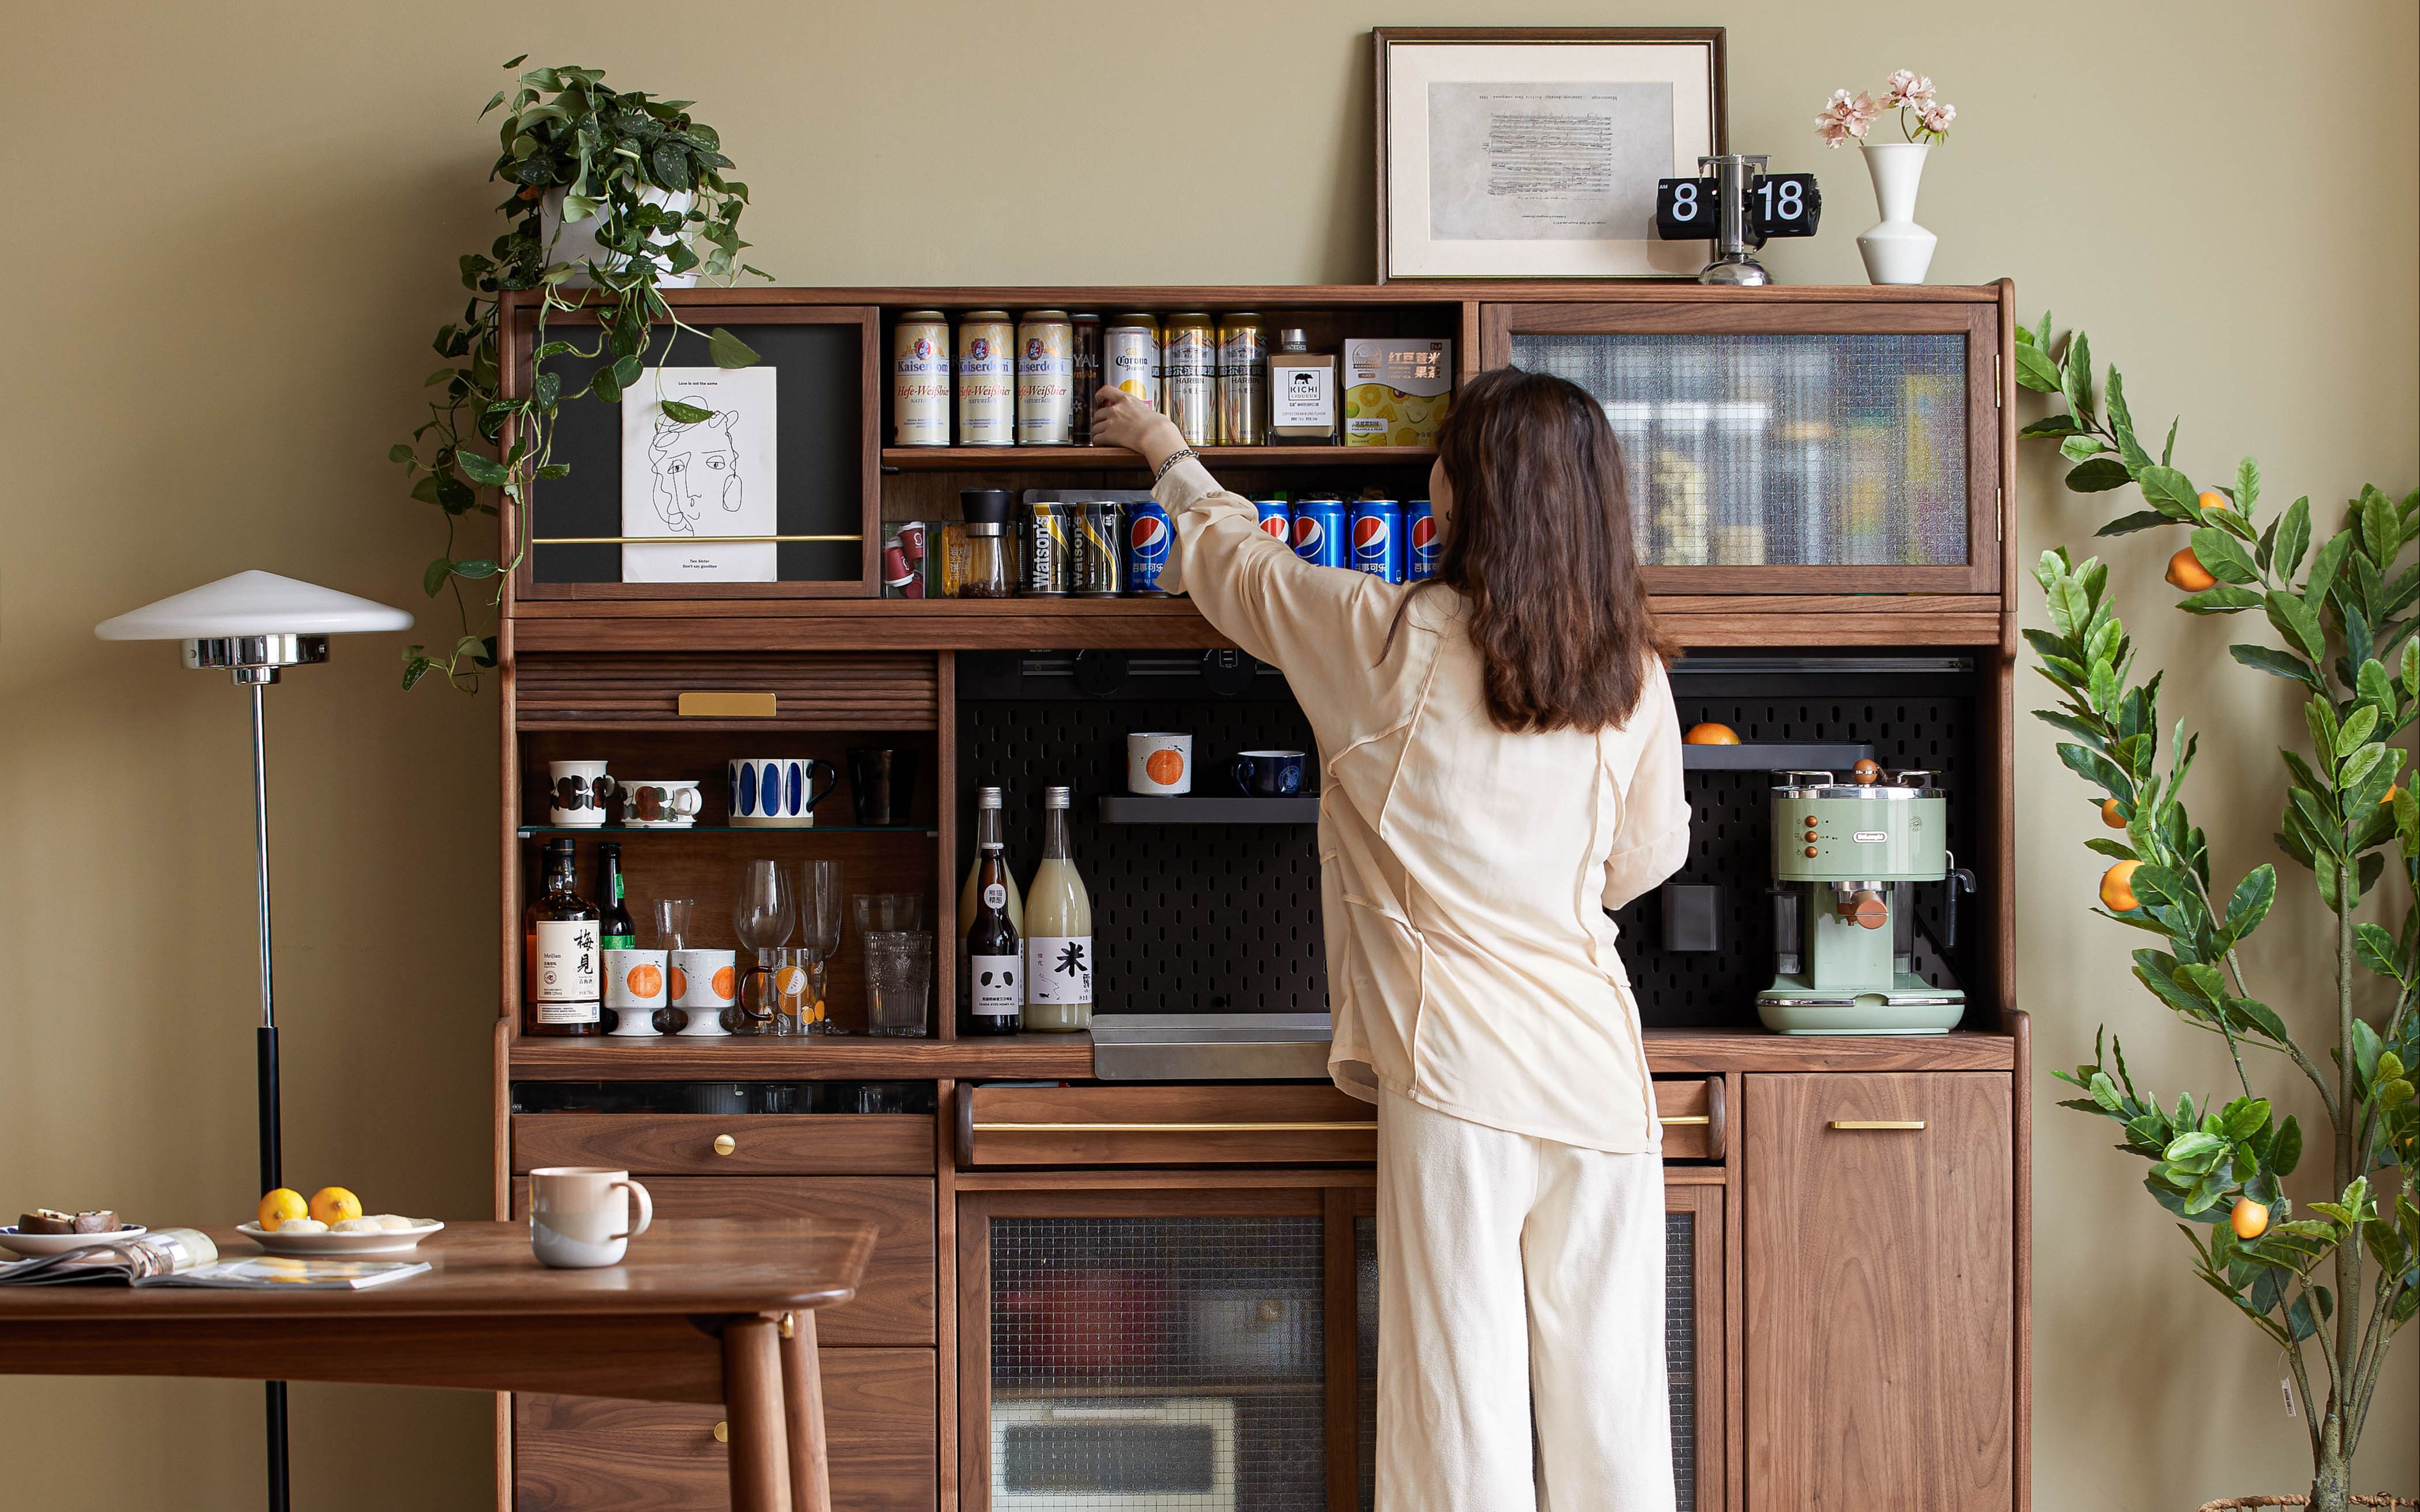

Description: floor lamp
[95,569,413,1512]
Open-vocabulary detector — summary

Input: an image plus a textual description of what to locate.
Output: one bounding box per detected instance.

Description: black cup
[1233,749,1307,797]
[848,748,921,825]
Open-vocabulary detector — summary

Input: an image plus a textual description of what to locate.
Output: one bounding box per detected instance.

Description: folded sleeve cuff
[1153,455,1221,511]
[1603,821,1691,911]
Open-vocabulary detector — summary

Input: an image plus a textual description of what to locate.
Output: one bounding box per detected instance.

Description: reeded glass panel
[1509,331,1968,568]
[992,1217,1325,1511]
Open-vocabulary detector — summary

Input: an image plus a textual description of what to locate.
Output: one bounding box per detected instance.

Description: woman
[1094,367,1688,1512]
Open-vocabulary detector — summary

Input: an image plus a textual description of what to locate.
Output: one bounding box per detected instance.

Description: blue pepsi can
[1291,498,1346,569]
[1126,499,1172,596]
[1349,499,1402,583]
[1407,499,1439,582]
[1252,498,1291,543]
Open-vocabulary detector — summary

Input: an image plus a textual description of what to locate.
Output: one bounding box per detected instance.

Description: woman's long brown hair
[1394,366,1673,732]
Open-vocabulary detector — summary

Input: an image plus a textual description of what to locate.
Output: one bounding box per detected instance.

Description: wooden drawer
[513,1113,935,1176]
[510,1177,933,1346]
[514,1348,935,1511]
[957,1080,1723,1165]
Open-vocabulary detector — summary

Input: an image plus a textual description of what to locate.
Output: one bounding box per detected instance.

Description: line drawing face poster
[620,366,778,582]
[1426,81,1673,242]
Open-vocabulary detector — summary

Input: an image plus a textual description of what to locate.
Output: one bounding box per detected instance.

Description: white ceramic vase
[1856,142,1936,286]
[538,186,699,289]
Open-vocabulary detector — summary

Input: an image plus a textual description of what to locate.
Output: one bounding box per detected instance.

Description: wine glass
[732,861,795,1036]
[795,860,844,1034]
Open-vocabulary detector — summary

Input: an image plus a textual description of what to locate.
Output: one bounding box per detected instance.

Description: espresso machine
[1757,762,1976,1035]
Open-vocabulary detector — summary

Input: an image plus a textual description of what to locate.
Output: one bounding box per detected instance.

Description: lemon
[308,1186,363,1226]
[257,1188,308,1232]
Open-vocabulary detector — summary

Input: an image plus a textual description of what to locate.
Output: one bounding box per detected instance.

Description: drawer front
[510,1177,934,1346]
[514,1348,935,1511]
[1655,1076,1725,1161]
[514,652,938,731]
[513,1113,936,1176]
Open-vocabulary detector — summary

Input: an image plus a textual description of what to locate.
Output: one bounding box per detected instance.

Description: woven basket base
[2196,1497,2419,1510]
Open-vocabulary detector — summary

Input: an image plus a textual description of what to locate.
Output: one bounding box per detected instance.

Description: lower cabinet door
[1745,1072,2013,1511]
[513,1349,936,1511]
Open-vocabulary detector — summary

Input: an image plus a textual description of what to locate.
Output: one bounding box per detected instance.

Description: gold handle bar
[532,533,864,544]
[973,1121,1378,1134]
[1829,1120,1927,1131]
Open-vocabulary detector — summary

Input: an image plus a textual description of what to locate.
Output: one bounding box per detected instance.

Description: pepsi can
[1252,499,1291,542]
[1127,499,1173,597]
[1291,498,1347,569]
[1407,499,1439,582]
[1349,499,1402,583]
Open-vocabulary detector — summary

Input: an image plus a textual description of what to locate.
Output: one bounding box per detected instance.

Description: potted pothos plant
[391,58,768,690]
[2018,316,2419,1512]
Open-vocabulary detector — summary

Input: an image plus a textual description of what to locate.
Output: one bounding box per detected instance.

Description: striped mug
[727,757,840,829]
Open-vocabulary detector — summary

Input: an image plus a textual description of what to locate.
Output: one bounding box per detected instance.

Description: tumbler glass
[863,930,933,1038]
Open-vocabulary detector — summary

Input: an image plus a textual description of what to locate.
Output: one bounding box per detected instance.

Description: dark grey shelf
[1096,795,1321,825]
[1680,742,1874,772]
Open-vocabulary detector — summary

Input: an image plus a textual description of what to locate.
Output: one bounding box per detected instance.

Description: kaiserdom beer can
[1072,500,1127,598]
[891,311,950,447]
[1105,315,1159,411]
[1021,502,1072,596]
[1071,315,1101,444]
[1015,311,1074,446]
[1217,314,1266,446]
[1162,314,1215,446]
[956,310,1015,447]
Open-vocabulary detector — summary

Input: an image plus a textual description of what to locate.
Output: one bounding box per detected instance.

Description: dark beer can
[1071,315,1101,444]
[1022,503,1072,596]
[1073,500,1127,597]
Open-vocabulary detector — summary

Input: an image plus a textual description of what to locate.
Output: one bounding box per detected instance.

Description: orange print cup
[1126,732,1194,795]
[670,948,738,1037]
[603,948,668,1037]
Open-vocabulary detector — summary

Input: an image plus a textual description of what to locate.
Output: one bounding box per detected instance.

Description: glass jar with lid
[957,522,1013,598]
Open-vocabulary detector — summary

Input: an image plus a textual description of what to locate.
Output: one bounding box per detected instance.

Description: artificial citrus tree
[2018,316,2419,1510]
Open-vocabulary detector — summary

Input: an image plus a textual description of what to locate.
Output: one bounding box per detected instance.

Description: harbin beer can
[956,310,1015,447]
[1104,315,1159,411]
[1072,500,1127,598]
[1071,314,1101,444]
[1015,310,1074,446]
[1021,502,1072,596]
[892,311,951,447]
[1216,314,1266,446]
[1161,314,1216,447]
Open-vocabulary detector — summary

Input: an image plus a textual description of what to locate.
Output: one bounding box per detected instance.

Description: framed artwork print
[1375,27,1726,280]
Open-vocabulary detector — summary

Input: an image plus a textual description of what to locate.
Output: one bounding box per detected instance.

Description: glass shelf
[517,825,939,838]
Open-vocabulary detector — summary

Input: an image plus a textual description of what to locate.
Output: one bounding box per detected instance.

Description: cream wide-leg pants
[1374,1087,1675,1512]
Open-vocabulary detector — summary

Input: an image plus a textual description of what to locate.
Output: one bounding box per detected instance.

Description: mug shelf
[1094,796,1320,825]
[518,825,940,838]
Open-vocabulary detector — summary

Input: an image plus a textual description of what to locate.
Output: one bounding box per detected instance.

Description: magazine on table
[0,1228,429,1290]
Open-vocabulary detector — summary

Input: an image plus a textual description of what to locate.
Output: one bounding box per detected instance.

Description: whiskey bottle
[523,838,601,1037]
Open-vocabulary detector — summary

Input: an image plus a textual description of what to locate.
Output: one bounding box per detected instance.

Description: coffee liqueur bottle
[957,786,1024,1023]
[523,838,601,1038]
[1268,327,1338,444]
[966,841,1023,1037]
[1022,786,1094,1032]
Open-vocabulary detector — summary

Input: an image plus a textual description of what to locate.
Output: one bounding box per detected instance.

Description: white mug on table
[528,1166,653,1268]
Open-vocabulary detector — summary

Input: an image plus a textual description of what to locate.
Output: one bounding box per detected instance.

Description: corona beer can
[1104,315,1159,412]
[1072,500,1127,598]
[1161,313,1216,446]
[1015,311,1074,446]
[1021,503,1072,596]
[956,310,1015,447]
[1071,315,1101,444]
[891,311,950,447]
[1216,314,1266,446]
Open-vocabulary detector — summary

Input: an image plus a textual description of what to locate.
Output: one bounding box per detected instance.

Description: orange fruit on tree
[2197,491,2230,513]
[2099,799,2127,828]
[308,1186,362,1226]
[1683,723,1741,745]
[2165,548,2216,592]
[257,1188,307,1232]
[2231,1197,2269,1240]
[2099,859,2142,912]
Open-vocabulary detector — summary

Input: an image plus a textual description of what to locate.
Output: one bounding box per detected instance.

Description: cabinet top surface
[509,281,2008,309]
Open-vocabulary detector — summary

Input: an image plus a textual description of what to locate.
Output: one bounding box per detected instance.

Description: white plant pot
[1856,142,1936,286]
[538,186,699,289]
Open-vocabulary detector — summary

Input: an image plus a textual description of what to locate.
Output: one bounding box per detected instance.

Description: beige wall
[5,1,2413,1504]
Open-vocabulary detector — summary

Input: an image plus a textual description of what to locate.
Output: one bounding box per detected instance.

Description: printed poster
[620,366,778,582]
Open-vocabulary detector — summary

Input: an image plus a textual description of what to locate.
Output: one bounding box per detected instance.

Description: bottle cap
[981,839,1004,852]
[1043,785,1071,809]
[978,785,1003,807]
[1278,328,1308,349]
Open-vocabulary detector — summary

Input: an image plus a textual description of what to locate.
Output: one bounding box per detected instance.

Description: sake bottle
[1022,786,1094,1031]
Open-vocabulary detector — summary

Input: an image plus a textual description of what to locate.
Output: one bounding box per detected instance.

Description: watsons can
[956,310,1015,447]
[1104,315,1159,411]
[1015,310,1074,446]
[1021,502,1072,596]
[1216,314,1266,446]
[1161,313,1215,447]
[891,310,950,447]
[1072,500,1126,598]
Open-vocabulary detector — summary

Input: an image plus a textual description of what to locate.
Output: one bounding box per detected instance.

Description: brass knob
[713,1420,728,1443]
[1804,846,1820,858]
[1852,759,1882,785]
[713,1134,737,1155]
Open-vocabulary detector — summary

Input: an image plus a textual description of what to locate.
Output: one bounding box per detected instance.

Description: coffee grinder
[1757,761,1976,1035]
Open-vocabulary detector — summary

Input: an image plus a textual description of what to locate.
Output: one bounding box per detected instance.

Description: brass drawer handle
[713,1134,738,1155]
[713,1420,728,1443]
[679,691,777,718]
[971,1121,1378,1133]
[1830,1120,1927,1131]
[1661,1115,1711,1125]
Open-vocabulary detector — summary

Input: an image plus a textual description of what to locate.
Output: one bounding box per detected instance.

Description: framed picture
[1374,27,1726,281]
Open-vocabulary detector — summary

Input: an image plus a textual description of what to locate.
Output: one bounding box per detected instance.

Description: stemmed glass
[732,861,795,1036]
[795,860,844,1034]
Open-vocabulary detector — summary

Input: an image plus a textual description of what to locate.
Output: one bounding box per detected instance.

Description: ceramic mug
[1233,750,1306,798]
[1127,732,1194,795]
[671,947,737,1035]
[528,1166,653,1269]
[623,780,702,828]
[727,757,839,829]
[604,948,668,1036]
[548,761,616,828]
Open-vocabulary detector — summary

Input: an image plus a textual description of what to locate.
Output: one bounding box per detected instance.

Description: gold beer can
[956,309,1015,447]
[1104,314,1159,413]
[1216,313,1267,446]
[1161,313,1216,447]
[1015,310,1074,446]
[892,310,951,447]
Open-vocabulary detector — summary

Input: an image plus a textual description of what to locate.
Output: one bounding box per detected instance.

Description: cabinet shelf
[881,444,1433,471]
[1095,795,1319,825]
[509,1031,1095,1081]
[515,825,940,838]
[1679,742,1874,773]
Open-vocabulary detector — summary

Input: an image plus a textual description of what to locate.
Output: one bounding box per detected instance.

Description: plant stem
[2328,855,2363,1494]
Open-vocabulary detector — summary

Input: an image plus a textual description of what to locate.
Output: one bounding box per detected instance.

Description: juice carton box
[1344,339,1453,447]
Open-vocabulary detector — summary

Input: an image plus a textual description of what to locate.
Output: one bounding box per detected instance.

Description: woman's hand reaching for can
[1092,386,1186,471]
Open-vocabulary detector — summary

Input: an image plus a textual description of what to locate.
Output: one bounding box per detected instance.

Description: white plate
[1,1225,148,1258]
[236,1220,444,1257]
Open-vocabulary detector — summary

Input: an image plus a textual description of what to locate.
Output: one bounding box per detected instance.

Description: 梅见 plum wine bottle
[523,837,601,1037]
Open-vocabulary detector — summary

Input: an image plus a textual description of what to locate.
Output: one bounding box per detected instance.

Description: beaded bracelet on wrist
[1153,447,1199,485]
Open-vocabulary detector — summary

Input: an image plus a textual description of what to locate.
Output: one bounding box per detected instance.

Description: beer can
[1127,499,1173,596]
[1071,315,1101,444]
[1105,315,1159,411]
[1291,497,1347,569]
[1072,500,1127,598]
[1217,314,1267,446]
[892,311,951,447]
[1021,502,1072,596]
[1252,499,1292,542]
[956,310,1015,447]
[1349,498,1403,584]
[1407,499,1440,582]
[1015,310,1074,446]
[1162,313,1216,447]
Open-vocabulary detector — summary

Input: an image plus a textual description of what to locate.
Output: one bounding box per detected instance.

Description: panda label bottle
[966,841,1023,1037]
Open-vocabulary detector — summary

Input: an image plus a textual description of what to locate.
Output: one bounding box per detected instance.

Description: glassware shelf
[516,825,940,838]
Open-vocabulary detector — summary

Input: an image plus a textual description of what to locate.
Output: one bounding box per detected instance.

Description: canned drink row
[1255,497,1438,584]
[892,311,1270,448]
[1017,499,1175,598]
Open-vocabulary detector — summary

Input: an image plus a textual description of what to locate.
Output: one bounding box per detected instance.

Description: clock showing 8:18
[1654,171,1824,242]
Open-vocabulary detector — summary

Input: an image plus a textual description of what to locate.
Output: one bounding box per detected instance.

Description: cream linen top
[1154,459,1691,1154]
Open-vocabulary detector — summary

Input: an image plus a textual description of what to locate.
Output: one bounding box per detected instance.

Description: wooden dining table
[0,1218,874,1512]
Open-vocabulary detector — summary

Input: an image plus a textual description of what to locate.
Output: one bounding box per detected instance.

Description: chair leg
[780,1311,833,1512]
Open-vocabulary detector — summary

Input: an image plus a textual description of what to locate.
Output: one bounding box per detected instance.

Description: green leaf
[2231,643,2323,690]
[2271,1117,2302,1177]
[2275,497,2313,581]
[2061,434,2105,462]
[422,557,452,597]
[2138,466,2201,519]
[612,353,644,388]
[2066,458,2133,493]
[659,399,713,424]
[2266,592,2328,664]
[2021,413,2085,436]
[2336,703,2380,759]
[2096,510,2173,538]
[502,52,529,67]
[2061,331,2096,422]
[2223,865,2276,940]
[2235,456,2261,517]
[2356,922,2403,980]
[708,327,760,369]
[2015,341,2063,394]
[455,450,510,486]
[532,371,560,409]
[2306,530,2355,609]
[589,366,622,403]
[2362,486,2400,566]
[536,462,571,480]
[2178,586,2263,615]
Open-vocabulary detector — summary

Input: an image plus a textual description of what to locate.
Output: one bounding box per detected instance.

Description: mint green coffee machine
[1756,764,1977,1035]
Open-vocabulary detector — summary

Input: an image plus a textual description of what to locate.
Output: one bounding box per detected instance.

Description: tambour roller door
[514,651,938,730]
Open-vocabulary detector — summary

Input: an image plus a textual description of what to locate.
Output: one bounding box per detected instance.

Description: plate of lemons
[239,1187,442,1257]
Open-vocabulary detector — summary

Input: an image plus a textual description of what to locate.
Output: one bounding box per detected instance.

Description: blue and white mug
[1233,750,1306,798]
[728,757,840,829]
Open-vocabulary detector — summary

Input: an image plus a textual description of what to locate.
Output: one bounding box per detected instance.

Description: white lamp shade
[95,570,413,641]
